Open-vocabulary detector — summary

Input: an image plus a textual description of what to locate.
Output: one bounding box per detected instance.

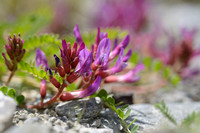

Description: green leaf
[131,125,139,133]
[15,95,25,105]
[7,89,16,98]
[130,53,139,64]
[128,119,137,128]
[153,60,163,71]
[143,57,152,69]
[155,101,177,125]
[123,109,131,120]
[31,67,38,75]
[66,83,77,91]
[120,104,129,111]
[107,97,115,105]
[117,108,124,119]
[39,69,47,78]
[170,75,181,86]
[163,67,170,78]
[0,86,8,95]
[98,89,108,101]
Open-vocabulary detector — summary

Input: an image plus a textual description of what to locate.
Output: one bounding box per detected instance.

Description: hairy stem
[27,82,66,109]
[5,71,15,86]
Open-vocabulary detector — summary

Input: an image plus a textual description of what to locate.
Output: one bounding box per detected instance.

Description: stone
[0,91,17,132]
[127,102,200,132]
[55,97,103,121]
[4,123,55,133]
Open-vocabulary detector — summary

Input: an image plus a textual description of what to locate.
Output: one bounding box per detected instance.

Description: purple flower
[74,24,83,44]
[94,38,111,67]
[94,0,149,32]
[109,35,130,60]
[105,64,145,83]
[109,48,127,74]
[123,49,132,62]
[60,76,102,101]
[36,48,48,70]
[35,48,48,99]
[79,76,102,97]
[77,49,93,75]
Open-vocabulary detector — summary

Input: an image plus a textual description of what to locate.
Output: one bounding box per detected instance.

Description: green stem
[5,71,15,86]
[104,103,131,133]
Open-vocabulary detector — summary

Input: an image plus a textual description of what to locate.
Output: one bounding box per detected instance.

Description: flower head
[94,0,149,32]
[2,34,25,71]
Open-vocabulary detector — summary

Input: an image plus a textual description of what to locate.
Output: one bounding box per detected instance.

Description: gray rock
[4,123,55,133]
[66,123,113,133]
[0,91,17,132]
[55,97,103,121]
[128,102,200,132]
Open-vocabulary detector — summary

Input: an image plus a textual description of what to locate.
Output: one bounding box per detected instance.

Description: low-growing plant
[0,86,25,105]
[6,25,144,108]
[97,89,138,133]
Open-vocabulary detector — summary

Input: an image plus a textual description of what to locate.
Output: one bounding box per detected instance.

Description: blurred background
[1,0,200,104]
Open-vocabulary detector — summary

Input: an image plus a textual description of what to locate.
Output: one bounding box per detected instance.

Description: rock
[55,97,103,121]
[4,123,55,133]
[66,123,113,133]
[0,91,17,132]
[127,102,200,132]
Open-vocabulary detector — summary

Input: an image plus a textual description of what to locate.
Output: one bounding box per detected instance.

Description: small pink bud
[57,66,65,77]
[104,75,118,83]
[67,43,71,58]
[40,80,46,99]
[67,72,79,83]
[71,57,79,69]
[49,76,60,88]
[16,49,25,62]
[62,58,70,74]
[60,92,75,101]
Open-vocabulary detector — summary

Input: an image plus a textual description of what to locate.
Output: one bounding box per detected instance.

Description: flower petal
[95,38,111,67]
[74,24,83,44]
[79,76,102,98]
[35,48,48,69]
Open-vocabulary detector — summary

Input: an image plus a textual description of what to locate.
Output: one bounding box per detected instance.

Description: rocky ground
[1,74,200,133]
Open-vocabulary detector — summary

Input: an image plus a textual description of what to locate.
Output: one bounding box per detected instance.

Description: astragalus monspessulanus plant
[29,25,144,108]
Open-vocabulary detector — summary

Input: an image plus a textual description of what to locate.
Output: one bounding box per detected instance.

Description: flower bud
[62,58,70,74]
[67,72,79,83]
[71,57,79,69]
[57,66,65,77]
[16,49,25,62]
[71,42,77,60]
[49,76,61,88]
[40,80,46,99]
[60,92,75,101]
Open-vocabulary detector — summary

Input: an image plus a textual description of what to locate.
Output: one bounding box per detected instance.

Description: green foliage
[15,95,25,106]
[0,86,25,105]
[65,83,78,91]
[18,61,48,80]
[155,101,177,126]
[155,101,200,133]
[7,88,16,98]
[0,86,8,95]
[18,61,63,83]
[97,89,138,133]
